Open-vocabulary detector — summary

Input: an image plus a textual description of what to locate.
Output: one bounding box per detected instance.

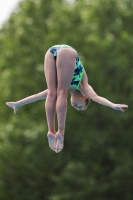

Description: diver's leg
[44,51,57,151]
[55,48,76,153]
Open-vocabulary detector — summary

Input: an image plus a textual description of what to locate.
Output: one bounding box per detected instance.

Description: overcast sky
[0,0,21,28]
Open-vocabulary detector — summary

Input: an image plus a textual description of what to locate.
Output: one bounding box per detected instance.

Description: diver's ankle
[56,131,64,136]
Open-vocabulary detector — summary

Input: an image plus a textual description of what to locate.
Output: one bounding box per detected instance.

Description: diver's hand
[112,104,128,112]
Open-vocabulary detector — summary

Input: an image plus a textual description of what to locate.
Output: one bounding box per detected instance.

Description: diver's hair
[85,97,90,108]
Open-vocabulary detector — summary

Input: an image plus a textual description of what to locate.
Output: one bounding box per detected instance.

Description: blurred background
[0,0,133,199]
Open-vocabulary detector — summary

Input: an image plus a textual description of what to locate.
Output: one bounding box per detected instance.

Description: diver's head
[70,93,90,111]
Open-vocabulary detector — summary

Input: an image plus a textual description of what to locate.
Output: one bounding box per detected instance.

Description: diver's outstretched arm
[16,89,48,106]
[84,84,128,112]
[6,89,48,114]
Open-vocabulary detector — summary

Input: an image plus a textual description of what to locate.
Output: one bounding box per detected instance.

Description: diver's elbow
[91,94,99,102]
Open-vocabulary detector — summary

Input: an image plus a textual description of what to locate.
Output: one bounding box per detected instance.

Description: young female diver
[6,44,128,153]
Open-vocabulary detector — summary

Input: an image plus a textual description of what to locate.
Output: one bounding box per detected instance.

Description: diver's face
[70,95,87,111]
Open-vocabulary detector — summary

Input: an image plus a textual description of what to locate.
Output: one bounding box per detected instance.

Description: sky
[0,0,21,28]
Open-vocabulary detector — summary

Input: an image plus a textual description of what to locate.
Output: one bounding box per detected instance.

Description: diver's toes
[51,147,56,151]
[55,149,59,153]
[56,148,63,153]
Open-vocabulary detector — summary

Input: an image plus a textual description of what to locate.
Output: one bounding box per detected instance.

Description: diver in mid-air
[6,45,128,153]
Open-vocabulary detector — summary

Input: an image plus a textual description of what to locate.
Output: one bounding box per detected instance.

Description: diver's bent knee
[48,91,57,98]
[57,89,68,96]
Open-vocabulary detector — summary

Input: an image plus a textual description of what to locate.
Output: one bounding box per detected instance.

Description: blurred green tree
[0,0,133,199]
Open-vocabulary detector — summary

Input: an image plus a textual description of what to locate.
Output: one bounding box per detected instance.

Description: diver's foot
[55,132,64,153]
[6,102,19,114]
[47,132,57,152]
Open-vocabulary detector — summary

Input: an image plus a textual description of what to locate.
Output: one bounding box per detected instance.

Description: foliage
[0,0,133,199]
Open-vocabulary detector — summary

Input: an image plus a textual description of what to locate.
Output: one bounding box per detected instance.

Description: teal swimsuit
[49,44,84,90]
